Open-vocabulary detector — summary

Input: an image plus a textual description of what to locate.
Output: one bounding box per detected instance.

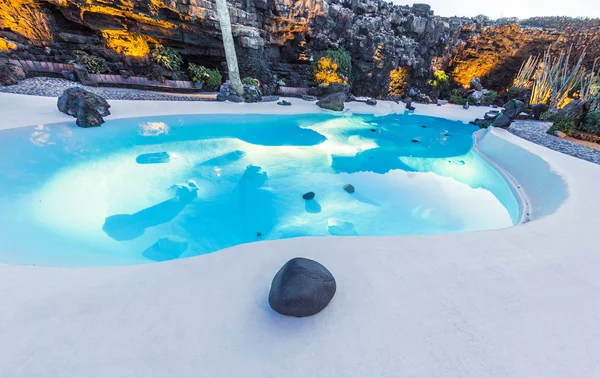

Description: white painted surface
[1,93,599,377]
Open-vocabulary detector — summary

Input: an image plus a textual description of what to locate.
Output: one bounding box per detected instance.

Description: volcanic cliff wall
[1,0,599,97]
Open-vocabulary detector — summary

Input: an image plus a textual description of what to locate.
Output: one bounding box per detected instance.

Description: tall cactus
[215,0,244,95]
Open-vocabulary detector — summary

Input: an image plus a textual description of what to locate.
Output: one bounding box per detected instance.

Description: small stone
[421,125,427,128]
[370,128,376,132]
[411,139,420,143]
[227,95,244,103]
[216,92,226,101]
[302,95,318,101]
[463,102,470,110]
[366,98,377,106]
[268,258,336,317]
[277,100,292,106]
[343,184,355,193]
[302,192,315,200]
[257,232,262,237]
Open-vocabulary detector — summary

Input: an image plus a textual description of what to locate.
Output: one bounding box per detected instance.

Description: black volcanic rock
[268,258,336,317]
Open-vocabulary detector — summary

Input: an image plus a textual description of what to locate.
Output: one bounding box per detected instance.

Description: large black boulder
[316,92,347,111]
[502,99,526,119]
[57,87,110,127]
[268,258,336,317]
[75,101,105,128]
[58,87,110,117]
[243,84,262,103]
[532,104,549,120]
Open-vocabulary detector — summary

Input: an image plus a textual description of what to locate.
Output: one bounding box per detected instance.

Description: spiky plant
[514,55,540,89]
[530,46,587,109]
[580,58,600,103]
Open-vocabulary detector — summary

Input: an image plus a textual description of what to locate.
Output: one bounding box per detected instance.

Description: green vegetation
[580,111,600,135]
[73,50,108,74]
[483,91,498,105]
[242,77,259,88]
[548,116,577,136]
[314,48,351,84]
[430,70,450,89]
[152,45,183,71]
[449,89,470,105]
[188,63,222,88]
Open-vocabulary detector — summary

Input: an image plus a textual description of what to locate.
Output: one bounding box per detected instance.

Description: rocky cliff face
[1,0,598,97]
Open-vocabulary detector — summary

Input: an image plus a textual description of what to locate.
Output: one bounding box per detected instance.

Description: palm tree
[215,0,244,95]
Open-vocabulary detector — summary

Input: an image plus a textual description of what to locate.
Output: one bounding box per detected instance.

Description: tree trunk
[215,0,244,95]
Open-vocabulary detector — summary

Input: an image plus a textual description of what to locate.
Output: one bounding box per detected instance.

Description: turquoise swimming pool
[0,113,520,266]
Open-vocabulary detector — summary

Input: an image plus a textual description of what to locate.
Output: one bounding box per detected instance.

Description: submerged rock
[343,184,355,193]
[136,152,171,164]
[328,218,358,236]
[269,257,336,317]
[143,236,189,262]
[302,191,315,200]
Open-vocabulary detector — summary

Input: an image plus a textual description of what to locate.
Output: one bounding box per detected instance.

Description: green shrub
[315,48,352,83]
[508,85,529,100]
[580,111,600,135]
[483,91,498,105]
[449,89,469,105]
[188,63,222,88]
[152,45,183,71]
[73,51,108,74]
[430,70,450,89]
[242,77,259,88]
[547,116,577,136]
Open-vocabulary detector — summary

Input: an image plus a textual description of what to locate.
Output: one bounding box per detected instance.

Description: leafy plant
[449,89,469,105]
[152,45,183,71]
[430,70,450,89]
[580,111,600,135]
[242,77,259,88]
[508,85,529,100]
[319,48,351,81]
[388,66,410,97]
[483,91,499,105]
[548,116,577,136]
[73,51,108,74]
[188,63,222,88]
[314,57,346,86]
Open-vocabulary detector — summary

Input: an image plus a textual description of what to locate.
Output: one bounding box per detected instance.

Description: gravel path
[0,77,218,101]
[508,120,600,165]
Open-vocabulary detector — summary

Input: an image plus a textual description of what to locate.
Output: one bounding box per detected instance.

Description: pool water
[0,113,520,266]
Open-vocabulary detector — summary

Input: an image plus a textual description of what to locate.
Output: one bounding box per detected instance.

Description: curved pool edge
[2,95,600,377]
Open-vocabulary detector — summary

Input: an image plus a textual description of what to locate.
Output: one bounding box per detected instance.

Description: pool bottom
[0,113,519,266]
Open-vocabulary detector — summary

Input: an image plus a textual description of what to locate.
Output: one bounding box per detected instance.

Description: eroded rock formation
[1,0,599,97]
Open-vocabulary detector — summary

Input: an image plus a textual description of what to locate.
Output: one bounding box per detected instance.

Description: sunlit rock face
[447,24,559,91]
[1,0,598,97]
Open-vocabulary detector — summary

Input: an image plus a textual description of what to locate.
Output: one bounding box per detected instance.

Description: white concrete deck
[1,93,599,377]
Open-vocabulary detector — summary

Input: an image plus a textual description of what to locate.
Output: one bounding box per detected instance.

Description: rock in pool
[268,257,337,317]
[343,184,355,193]
[302,191,315,200]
